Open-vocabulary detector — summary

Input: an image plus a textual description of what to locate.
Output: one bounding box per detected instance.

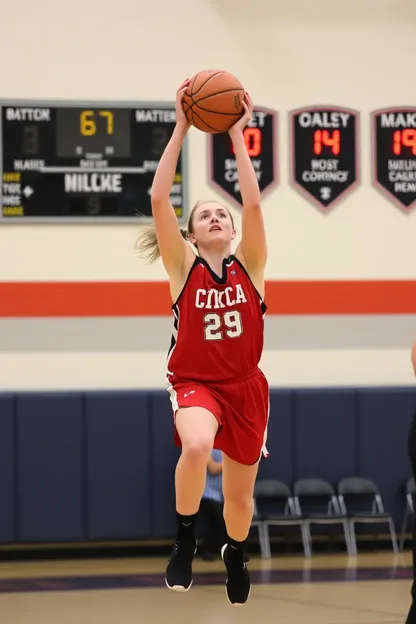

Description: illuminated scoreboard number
[208,107,278,208]
[0,100,189,222]
[372,107,416,213]
[290,106,360,212]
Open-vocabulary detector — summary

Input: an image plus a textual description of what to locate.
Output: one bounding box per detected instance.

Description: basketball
[182,70,245,133]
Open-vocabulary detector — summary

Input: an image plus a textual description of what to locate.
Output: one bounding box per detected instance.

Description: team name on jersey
[195,284,247,310]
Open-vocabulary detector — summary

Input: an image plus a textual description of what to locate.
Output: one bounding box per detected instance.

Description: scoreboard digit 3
[290,105,360,212]
[372,107,416,213]
[0,100,189,223]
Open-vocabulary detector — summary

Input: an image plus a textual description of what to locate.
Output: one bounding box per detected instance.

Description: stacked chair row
[251,477,399,558]
[400,477,416,551]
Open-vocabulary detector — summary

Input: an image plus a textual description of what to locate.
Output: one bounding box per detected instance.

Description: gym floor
[0,550,411,623]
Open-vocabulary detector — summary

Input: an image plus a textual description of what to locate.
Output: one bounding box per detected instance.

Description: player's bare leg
[175,407,218,515]
[165,407,218,592]
[221,454,259,605]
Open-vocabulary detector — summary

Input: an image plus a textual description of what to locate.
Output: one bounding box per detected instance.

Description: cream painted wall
[1,0,415,281]
[2,348,414,391]
[0,0,415,389]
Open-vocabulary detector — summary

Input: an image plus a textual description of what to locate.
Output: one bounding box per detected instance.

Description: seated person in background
[198,450,249,562]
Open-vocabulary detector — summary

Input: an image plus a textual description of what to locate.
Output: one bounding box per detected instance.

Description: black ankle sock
[227,536,246,556]
[176,512,197,540]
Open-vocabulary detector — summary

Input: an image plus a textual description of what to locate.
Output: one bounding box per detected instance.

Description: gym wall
[0,0,414,546]
[0,0,415,391]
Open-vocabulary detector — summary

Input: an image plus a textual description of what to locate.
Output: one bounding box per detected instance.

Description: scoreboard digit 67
[0,100,189,222]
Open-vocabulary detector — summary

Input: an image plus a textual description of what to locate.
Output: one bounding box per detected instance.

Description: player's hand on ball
[228,92,254,136]
[175,79,191,131]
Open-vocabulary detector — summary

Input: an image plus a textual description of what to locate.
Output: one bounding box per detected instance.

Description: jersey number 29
[203,311,243,341]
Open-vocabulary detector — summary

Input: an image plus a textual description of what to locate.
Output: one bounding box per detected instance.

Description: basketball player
[406,335,416,624]
[136,78,269,606]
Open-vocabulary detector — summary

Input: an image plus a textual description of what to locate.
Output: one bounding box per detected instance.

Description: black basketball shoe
[165,539,197,592]
[221,543,251,605]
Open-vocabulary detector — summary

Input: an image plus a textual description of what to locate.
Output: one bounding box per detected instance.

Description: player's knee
[181,437,213,466]
[225,491,254,515]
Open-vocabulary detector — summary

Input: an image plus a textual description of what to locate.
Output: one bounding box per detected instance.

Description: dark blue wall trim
[0,386,414,543]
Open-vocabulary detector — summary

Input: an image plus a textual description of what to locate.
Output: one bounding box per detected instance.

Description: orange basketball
[182,69,245,133]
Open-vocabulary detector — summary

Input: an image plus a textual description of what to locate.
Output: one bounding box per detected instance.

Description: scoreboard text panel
[0,101,189,222]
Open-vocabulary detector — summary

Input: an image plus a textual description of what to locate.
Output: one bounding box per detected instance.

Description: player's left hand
[228,92,254,136]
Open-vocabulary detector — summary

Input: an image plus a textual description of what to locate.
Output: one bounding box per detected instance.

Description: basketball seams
[192,88,245,108]
[189,70,225,97]
[181,93,195,125]
[190,109,197,129]
[191,107,222,133]
[195,107,242,119]
[185,100,243,118]
[194,106,244,118]
[189,73,198,95]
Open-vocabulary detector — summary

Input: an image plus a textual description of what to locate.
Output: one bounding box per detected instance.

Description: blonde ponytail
[135,226,188,264]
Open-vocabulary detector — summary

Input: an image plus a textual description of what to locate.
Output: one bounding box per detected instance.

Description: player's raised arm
[231,93,267,280]
[148,80,193,277]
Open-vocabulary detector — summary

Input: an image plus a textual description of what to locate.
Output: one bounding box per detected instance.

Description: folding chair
[293,478,353,556]
[337,476,398,555]
[399,477,415,551]
[250,489,270,559]
[253,479,311,558]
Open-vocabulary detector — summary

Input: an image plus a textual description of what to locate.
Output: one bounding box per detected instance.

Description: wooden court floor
[0,550,412,623]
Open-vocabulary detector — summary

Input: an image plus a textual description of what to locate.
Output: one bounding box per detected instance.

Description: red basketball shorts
[168,368,270,466]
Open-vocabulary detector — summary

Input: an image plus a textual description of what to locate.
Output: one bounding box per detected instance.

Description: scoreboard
[372,107,416,212]
[0,100,189,222]
[2,100,414,222]
[208,107,278,208]
[290,106,360,212]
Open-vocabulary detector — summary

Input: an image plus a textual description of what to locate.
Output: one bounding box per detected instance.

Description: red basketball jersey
[166,255,267,384]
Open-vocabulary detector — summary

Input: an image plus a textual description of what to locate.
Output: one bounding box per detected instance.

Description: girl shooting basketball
[137,77,269,606]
